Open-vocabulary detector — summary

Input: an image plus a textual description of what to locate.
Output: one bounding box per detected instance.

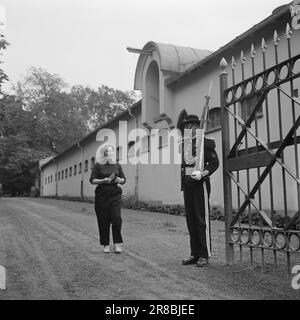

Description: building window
[58,172,60,180]
[91,157,95,169]
[159,135,163,149]
[45,177,47,185]
[116,147,120,162]
[206,108,221,132]
[293,89,299,98]
[74,165,77,176]
[240,95,262,122]
[69,167,72,177]
[61,170,64,180]
[128,141,135,158]
[65,169,68,179]
[84,160,88,172]
[79,163,82,174]
[145,60,160,125]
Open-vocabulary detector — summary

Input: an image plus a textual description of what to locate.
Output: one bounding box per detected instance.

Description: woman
[89,145,126,254]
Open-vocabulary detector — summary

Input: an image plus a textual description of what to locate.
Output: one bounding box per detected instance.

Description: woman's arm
[115,164,126,185]
[89,164,111,185]
[90,178,111,185]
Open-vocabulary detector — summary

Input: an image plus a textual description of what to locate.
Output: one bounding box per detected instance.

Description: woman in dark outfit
[89,145,126,254]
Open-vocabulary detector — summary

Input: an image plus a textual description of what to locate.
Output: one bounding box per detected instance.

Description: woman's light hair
[95,143,116,164]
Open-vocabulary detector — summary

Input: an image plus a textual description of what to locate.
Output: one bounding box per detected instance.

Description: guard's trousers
[94,190,123,246]
[183,181,211,259]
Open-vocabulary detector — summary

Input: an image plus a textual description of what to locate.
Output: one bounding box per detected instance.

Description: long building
[40,2,300,215]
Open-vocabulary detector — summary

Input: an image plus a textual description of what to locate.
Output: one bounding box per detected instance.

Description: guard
[177,109,219,267]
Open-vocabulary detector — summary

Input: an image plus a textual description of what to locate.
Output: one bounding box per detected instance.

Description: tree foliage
[0,62,138,195]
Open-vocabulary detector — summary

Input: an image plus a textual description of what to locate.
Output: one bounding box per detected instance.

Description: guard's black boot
[182,256,198,265]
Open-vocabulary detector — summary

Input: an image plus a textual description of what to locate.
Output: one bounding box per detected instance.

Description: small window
[74,165,77,176]
[79,163,82,174]
[45,177,47,185]
[116,147,120,161]
[128,141,135,158]
[58,172,60,180]
[147,136,151,152]
[65,169,68,179]
[293,89,299,98]
[207,108,221,132]
[61,170,64,180]
[84,160,88,172]
[240,95,262,123]
[91,157,95,169]
[69,167,72,177]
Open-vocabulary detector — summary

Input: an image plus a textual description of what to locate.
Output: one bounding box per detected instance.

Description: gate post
[219,58,234,265]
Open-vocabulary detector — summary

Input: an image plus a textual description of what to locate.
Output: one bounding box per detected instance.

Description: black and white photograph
[0,0,300,306]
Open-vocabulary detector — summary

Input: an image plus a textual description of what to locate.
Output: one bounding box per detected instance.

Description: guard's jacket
[181,137,219,191]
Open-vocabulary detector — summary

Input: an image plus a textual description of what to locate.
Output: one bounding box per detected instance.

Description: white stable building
[40,3,300,215]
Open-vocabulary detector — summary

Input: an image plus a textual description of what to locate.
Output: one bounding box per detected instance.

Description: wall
[41,106,141,200]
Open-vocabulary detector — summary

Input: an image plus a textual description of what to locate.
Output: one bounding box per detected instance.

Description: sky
[0,0,290,92]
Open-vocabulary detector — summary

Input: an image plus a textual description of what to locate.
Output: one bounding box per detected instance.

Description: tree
[1,64,139,195]
[0,34,9,96]
[69,84,139,130]
[14,67,89,153]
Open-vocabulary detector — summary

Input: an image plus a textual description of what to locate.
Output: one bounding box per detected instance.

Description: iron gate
[220,24,300,273]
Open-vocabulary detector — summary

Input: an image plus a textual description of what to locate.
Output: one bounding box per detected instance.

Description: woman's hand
[102,177,111,184]
[115,177,125,184]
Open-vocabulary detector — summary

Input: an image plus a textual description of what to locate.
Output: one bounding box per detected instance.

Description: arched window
[207,108,221,132]
[145,61,160,124]
[90,157,95,169]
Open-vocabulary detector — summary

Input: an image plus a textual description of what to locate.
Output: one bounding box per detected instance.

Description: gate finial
[261,38,267,52]
[250,44,256,58]
[285,23,293,39]
[273,30,280,46]
[240,50,246,64]
[220,57,228,74]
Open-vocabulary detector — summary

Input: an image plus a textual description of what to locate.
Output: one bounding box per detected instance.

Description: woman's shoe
[113,243,122,254]
[196,257,209,267]
[103,245,110,253]
[182,256,198,265]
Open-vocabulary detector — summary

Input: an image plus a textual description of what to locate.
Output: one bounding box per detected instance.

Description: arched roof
[134,41,212,90]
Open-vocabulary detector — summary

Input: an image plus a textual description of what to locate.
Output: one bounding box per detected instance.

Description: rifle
[185,81,212,175]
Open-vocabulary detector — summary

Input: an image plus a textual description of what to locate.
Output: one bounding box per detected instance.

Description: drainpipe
[77,142,84,199]
[128,108,139,203]
[55,159,58,197]
[40,166,43,197]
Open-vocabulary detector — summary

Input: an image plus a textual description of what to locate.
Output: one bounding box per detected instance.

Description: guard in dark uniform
[177,110,219,267]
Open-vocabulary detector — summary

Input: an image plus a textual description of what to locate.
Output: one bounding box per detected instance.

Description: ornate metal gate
[220,24,300,273]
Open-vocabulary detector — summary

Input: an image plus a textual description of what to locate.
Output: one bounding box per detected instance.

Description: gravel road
[0,197,299,300]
